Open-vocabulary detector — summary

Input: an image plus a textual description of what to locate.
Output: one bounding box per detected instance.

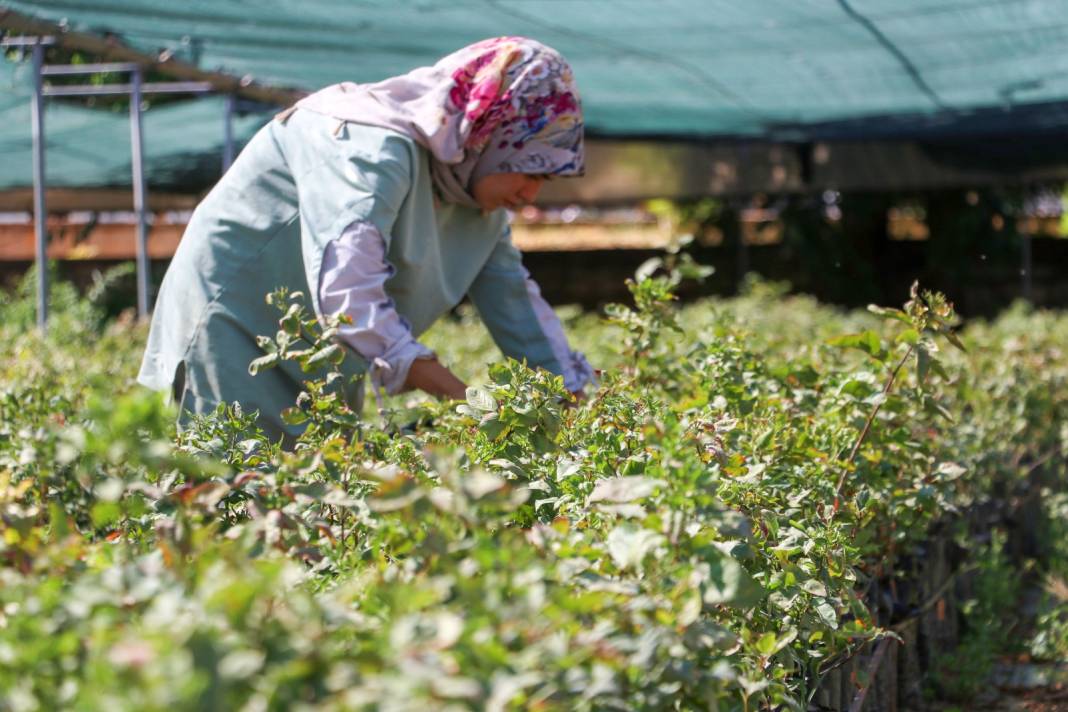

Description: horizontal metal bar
[0,36,56,47]
[42,62,140,76]
[43,81,215,97]
[4,7,296,107]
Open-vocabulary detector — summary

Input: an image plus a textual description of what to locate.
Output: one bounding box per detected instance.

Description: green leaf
[752,628,796,657]
[924,397,955,422]
[479,413,510,441]
[466,387,497,412]
[279,303,302,336]
[462,471,506,500]
[774,627,799,653]
[248,352,280,376]
[455,404,482,419]
[303,343,344,372]
[635,257,663,281]
[943,329,967,352]
[703,557,764,608]
[866,304,911,324]
[929,357,950,380]
[588,476,666,504]
[281,407,309,426]
[90,501,121,528]
[219,649,265,680]
[936,462,966,480]
[674,253,715,281]
[755,632,778,656]
[896,328,920,345]
[606,524,664,571]
[916,345,930,383]
[815,599,838,629]
[255,334,277,353]
[48,503,70,540]
[827,331,886,361]
[531,430,556,453]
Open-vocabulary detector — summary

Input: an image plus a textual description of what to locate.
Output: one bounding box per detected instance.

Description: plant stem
[847,637,894,712]
[833,345,914,501]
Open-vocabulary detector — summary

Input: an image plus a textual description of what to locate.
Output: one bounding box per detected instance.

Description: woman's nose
[519,177,544,203]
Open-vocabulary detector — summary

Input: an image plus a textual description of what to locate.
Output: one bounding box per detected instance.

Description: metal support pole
[736,221,750,288]
[30,40,48,329]
[222,93,235,173]
[1021,231,1033,302]
[129,66,150,319]
[731,199,749,292]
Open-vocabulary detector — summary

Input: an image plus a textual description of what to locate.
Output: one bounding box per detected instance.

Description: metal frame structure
[1,35,240,326]
[0,21,1050,325]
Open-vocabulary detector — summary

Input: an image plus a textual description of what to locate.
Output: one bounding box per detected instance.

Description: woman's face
[472,173,547,212]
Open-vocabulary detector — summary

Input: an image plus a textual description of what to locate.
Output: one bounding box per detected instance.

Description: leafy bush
[1,268,1067,711]
[1030,491,1068,662]
[930,530,1021,701]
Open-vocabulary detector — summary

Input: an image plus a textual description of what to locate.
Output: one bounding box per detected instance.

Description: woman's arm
[404,356,467,400]
[298,128,468,400]
[319,220,466,399]
[467,231,594,395]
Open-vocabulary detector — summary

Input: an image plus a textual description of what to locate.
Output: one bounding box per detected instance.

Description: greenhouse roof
[0,58,270,192]
[5,0,1068,138]
[3,0,1068,193]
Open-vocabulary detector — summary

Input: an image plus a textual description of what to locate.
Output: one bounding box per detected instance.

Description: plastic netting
[3,0,1068,190]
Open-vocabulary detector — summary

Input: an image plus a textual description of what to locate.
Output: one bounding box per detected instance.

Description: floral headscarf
[295,37,584,209]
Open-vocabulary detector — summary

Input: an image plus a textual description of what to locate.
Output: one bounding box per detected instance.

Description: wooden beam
[0,222,184,260]
[0,219,674,260]
[0,6,302,107]
[0,188,200,212]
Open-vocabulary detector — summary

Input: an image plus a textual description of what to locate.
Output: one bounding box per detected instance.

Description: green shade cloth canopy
[3,0,1068,191]
[0,58,271,191]
[8,0,1068,136]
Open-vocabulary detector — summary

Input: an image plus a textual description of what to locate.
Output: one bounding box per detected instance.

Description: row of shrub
[1,267,1066,710]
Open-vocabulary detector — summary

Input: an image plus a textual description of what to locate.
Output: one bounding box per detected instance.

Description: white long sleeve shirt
[319,219,594,395]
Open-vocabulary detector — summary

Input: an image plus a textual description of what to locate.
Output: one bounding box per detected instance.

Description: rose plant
[0,266,1066,710]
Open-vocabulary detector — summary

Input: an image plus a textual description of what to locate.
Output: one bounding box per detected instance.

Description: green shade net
[3,0,1068,190]
[0,58,271,191]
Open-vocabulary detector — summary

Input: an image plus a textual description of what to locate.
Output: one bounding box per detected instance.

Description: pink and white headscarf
[296,37,585,209]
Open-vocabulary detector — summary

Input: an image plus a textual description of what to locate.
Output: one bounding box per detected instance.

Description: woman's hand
[403,356,467,401]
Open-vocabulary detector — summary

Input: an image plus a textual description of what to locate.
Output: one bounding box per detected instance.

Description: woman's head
[296,37,584,210]
[443,38,584,191]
